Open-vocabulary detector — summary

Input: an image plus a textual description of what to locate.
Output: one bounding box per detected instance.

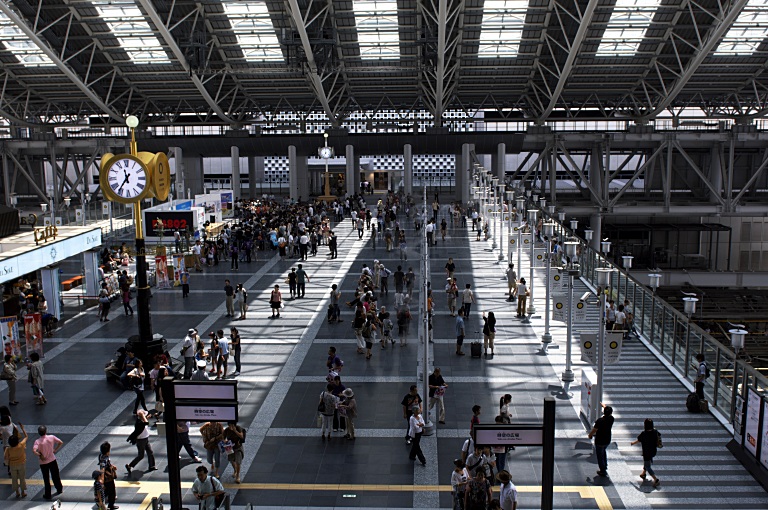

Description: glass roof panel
[221,0,283,62]
[92,1,170,64]
[0,12,53,67]
[353,0,400,59]
[596,0,661,57]
[714,0,768,56]
[478,0,528,58]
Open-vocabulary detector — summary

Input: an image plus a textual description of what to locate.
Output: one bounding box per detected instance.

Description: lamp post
[491,178,499,250]
[541,222,555,348]
[63,196,71,225]
[595,267,614,406]
[516,197,525,273]
[497,184,505,261]
[506,191,514,260]
[558,211,566,240]
[621,255,634,303]
[682,292,699,372]
[527,208,538,315]
[584,228,593,278]
[561,240,580,391]
[648,273,662,345]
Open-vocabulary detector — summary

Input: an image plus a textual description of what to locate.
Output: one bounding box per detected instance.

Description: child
[98,442,118,509]
[93,470,107,510]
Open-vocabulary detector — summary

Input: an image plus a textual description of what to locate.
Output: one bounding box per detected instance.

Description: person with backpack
[630,418,661,488]
[695,353,709,400]
[362,317,377,360]
[192,465,225,510]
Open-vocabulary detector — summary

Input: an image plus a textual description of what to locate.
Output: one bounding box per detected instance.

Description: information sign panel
[175,401,238,422]
[473,424,544,447]
[174,380,237,401]
[745,388,761,458]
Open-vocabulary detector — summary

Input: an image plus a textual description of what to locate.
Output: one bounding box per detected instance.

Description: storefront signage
[145,211,194,237]
[473,424,544,447]
[33,226,58,245]
[175,402,238,422]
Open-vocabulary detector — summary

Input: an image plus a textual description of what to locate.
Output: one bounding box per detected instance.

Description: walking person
[129,359,148,415]
[93,470,108,510]
[5,422,27,498]
[401,385,422,445]
[223,421,245,483]
[482,311,496,357]
[296,264,310,298]
[588,405,614,477]
[192,465,225,510]
[451,459,470,510]
[98,441,119,509]
[269,285,282,318]
[464,468,492,510]
[428,367,447,424]
[631,418,661,487]
[230,327,241,376]
[28,352,46,404]
[200,421,224,477]
[235,284,248,320]
[446,277,459,316]
[329,284,342,323]
[397,303,411,347]
[514,278,528,318]
[461,284,475,319]
[456,309,466,356]
[505,263,517,301]
[33,425,64,499]
[223,280,235,318]
[181,267,190,298]
[181,329,196,379]
[126,410,157,475]
[328,231,338,259]
[2,355,19,405]
[287,268,297,299]
[496,470,518,510]
[121,282,133,317]
[176,421,203,463]
[408,406,427,465]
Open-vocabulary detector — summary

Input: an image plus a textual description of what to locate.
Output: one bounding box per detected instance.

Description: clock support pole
[133,201,153,344]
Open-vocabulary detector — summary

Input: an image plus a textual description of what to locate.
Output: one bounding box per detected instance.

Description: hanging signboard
[172,254,185,286]
[24,313,43,358]
[552,295,587,322]
[580,367,599,426]
[473,424,544,447]
[175,402,238,422]
[745,388,761,458]
[550,271,562,292]
[580,332,623,366]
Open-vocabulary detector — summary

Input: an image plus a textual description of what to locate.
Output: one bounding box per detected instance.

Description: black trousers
[409,432,425,463]
[40,460,63,498]
[105,479,116,507]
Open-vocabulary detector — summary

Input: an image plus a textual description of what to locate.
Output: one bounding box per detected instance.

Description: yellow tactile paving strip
[1,479,612,509]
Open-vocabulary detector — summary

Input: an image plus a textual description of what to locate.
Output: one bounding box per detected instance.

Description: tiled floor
[1,205,766,509]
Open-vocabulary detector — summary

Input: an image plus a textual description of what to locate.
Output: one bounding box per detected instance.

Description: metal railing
[536,204,768,432]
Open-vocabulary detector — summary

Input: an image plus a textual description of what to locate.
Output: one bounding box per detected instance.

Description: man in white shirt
[191,241,203,271]
[497,470,518,510]
[192,465,225,510]
[181,329,196,379]
[216,329,229,379]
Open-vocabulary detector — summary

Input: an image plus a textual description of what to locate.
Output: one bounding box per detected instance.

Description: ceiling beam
[537,0,599,122]
[285,0,338,126]
[136,0,236,126]
[638,0,750,120]
[0,1,123,123]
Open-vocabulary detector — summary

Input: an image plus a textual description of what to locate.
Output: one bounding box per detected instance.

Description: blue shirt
[455,316,465,336]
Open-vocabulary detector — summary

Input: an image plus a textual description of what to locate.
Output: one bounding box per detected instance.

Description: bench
[61,275,84,291]
[105,354,184,386]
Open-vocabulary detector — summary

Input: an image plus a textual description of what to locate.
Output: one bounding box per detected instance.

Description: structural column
[709,146,723,204]
[346,145,357,197]
[403,144,413,196]
[248,156,264,199]
[459,143,473,203]
[494,143,506,182]
[288,146,308,201]
[182,155,204,198]
[2,150,10,206]
[590,212,602,252]
[231,146,241,200]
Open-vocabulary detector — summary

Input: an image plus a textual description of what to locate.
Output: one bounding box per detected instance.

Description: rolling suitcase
[470,341,482,358]
[686,392,700,413]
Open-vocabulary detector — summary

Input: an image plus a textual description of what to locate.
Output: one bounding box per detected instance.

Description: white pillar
[495,143,506,182]
[231,146,241,200]
[404,144,413,196]
[460,144,473,203]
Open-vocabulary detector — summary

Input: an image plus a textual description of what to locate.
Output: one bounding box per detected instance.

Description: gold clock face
[100,154,150,204]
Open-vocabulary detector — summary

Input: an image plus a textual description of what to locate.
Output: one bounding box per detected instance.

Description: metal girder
[0,0,123,123]
[418,0,465,126]
[136,0,236,126]
[285,0,338,126]
[535,0,599,122]
[632,0,750,120]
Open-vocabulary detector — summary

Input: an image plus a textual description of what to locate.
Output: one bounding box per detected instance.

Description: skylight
[92,1,170,64]
[353,0,400,59]
[0,12,53,67]
[221,0,283,62]
[714,0,768,56]
[478,0,528,58]
[596,0,661,57]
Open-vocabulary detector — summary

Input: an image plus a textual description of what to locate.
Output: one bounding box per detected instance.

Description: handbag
[155,401,165,413]
[656,431,663,448]
[318,392,326,413]
[218,439,234,455]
